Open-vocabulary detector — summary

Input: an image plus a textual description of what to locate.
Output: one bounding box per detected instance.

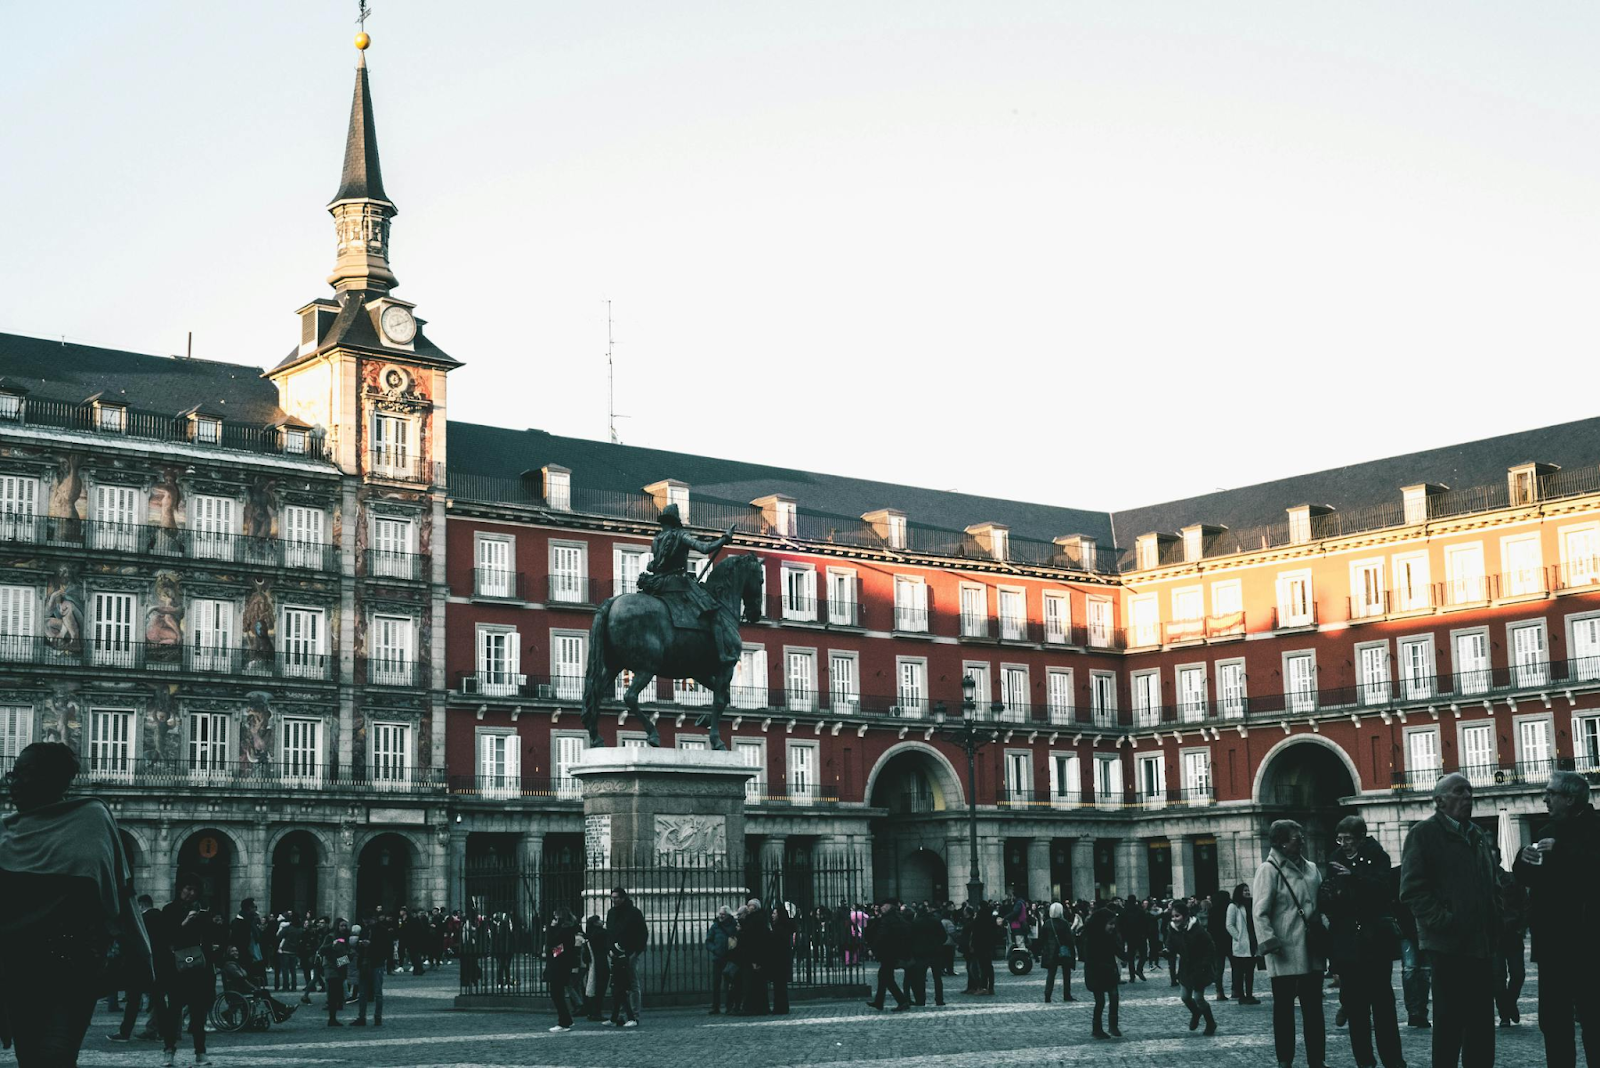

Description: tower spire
[327,26,398,293]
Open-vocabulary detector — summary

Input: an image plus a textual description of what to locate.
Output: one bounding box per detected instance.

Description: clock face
[380,304,416,344]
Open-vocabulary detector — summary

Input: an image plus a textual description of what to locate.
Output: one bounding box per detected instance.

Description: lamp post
[938,674,995,905]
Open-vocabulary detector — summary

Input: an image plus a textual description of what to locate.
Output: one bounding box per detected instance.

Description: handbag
[173,944,207,973]
[1268,858,1330,959]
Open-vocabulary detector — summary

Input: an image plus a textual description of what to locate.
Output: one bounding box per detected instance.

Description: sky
[3,2,1597,515]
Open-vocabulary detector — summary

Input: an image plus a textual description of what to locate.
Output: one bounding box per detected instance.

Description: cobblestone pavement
[5,961,1562,1068]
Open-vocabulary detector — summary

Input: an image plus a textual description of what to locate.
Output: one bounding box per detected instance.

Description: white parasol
[1496,806,1517,871]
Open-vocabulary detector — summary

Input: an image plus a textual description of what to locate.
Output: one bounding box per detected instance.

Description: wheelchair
[210,989,277,1033]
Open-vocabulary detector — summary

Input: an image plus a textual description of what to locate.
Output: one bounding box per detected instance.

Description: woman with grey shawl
[0,742,152,1065]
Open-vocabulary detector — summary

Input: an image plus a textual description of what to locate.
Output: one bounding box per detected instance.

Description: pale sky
[3,2,1597,515]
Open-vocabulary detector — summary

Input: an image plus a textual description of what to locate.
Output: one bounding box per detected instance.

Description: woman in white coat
[1224,882,1260,1004]
[1252,819,1327,1068]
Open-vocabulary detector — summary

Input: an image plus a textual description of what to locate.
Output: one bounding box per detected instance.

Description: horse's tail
[581,597,617,730]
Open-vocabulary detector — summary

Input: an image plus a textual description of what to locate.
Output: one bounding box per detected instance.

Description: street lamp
[938,673,996,905]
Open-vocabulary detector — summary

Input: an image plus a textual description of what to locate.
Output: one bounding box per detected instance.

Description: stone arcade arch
[866,743,966,901]
[356,832,425,918]
[176,827,241,915]
[1253,736,1362,864]
[270,830,325,918]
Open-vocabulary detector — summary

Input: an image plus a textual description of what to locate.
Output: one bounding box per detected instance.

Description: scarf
[0,797,124,933]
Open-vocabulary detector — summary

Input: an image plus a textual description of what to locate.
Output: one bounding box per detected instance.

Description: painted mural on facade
[242,690,273,770]
[43,564,84,655]
[145,571,184,666]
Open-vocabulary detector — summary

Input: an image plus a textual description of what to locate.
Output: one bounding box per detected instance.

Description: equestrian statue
[581,504,763,749]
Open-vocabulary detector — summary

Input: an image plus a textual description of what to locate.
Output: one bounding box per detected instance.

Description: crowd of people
[3,740,1597,1068]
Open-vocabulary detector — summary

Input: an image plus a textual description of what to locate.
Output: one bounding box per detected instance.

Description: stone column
[1230,831,1259,888]
[945,834,974,904]
[1070,838,1096,903]
[1114,837,1145,899]
[240,822,268,910]
[1170,836,1196,899]
[448,827,468,910]
[517,831,546,869]
[759,834,788,869]
[981,837,1005,900]
[1026,838,1052,902]
[853,834,875,905]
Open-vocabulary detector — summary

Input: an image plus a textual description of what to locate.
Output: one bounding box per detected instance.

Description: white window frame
[1180,748,1212,805]
[1355,641,1391,706]
[1135,752,1166,808]
[1131,669,1160,727]
[477,729,521,799]
[781,564,818,622]
[0,705,32,760]
[548,541,588,604]
[1500,533,1545,598]
[1513,713,1555,782]
[958,583,988,639]
[1393,551,1431,612]
[613,543,650,597]
[1508,620,1548,688]
[0,476,39,542]
[1452,627,1491,696]
[1397,635,1434,701]
[1404,725,1442,785]
[997,587,1027,642]
[1176,663,1207,723]
[189,598,233,673]
[1128,594,1159,648]
[1575,714,1600,774]
[279,605,326,679]
[371,411,413,475]
[1560,522,1600,588]
[552,732,588,800]
[475,534,516,598]
[786,740,820,803]
[92,484,140,552]
[734,738,766,802]
[280,717,322,785]
[1045,667,1074,725]
[475,624,521,696]
[733,644,768,710]
[281,505,326,570]
[1276,570,1314,628]
[1350,558,1386,619]
[886,514,907,550]
[1171,585,1203,622]
[999,663,1029,722]
[1284,651,1316,713]
[91,590,136,668]
[825,567,858,626]
[1086,596,1113,648]
[0,584,36,662]
[828,650,858,713]
[550,629,587,701]
[545,469,571,511]
[1216,658,1246,719]
[893,575,928,633]
[370,614,415,686]
[190,494,236,562]
[1093,753,1123,807]
[963,661,991,719]
[895,656,928,718]
[1089,670,1117,726]
[1445,542,1487,605]
[1211,579,1243,618]
[1048,751,1081,808]
[1457,721,1497,786]
[86,707,135,783]
[784,647,818,712]
[1003,749,1032,803]
[371,515,414,578]
[1043,592,1070,645]
[187,711,231,781]
[1568,610,1600,683]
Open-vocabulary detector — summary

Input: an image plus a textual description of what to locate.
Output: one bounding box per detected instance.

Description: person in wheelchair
[220,945,298,1025]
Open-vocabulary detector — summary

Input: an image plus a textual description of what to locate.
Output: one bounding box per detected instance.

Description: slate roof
[270,291,461,373]
[331,59,390,206]
[1109,415,1600,540]
[446,422,1118,545]
[0,333,286,425]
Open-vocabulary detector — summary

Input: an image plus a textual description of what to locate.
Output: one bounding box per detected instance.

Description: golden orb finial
[355,31,371,50]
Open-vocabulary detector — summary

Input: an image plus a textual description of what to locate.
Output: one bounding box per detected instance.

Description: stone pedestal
[571,747,755,864]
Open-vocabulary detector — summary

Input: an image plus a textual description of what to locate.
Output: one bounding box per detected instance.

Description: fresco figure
[144,571,184,666]
[241,690,273,771]
[47,455,85,539]
[241,577,275,669]
[42,564,85,655]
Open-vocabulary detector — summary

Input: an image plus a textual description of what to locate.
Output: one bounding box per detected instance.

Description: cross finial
[356,0,371,33]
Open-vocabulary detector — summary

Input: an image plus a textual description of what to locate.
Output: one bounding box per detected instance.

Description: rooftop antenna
[606,299,620,444]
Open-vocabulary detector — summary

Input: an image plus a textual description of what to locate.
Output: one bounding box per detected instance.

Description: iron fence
[458,855,865,1001]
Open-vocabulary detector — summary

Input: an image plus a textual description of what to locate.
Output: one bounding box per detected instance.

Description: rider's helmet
[658,503,683,528]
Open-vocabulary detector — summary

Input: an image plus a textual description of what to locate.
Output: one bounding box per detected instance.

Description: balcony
[892,607,930,634]
[1556,559,1600,592]
[366,656,423,688]
[823,597,862,628]
[0,516,337,572]
[751,786,839,807]
[544,575,601,608]
[1043,620,1071,646]
[472,568,522,600]
[998,616,1034,643]
[1206,612,1247,641]
[366,548,424,581]
[1084,623,1123,651]
[0,395,332,461]
[1394,760,1558,793]
[1271,602,1319,630]
[773,594,819,624]
[367,448,435,484]
[1049,790,1086,811]
[1163,617,1207,645]
[959,613,994,640]
[1125,623,1161,650]
[51,756,448,796]
[0,635,332,681]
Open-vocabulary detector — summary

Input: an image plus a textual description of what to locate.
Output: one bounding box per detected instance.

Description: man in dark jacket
[904,904,946,1007]
[1514,769,1600,1068]
[705,906,737,1014]
[1400,771,1498,1068]
[1320,815,1403,1068]
[864,899,911,1011]
[605,887,648,1026]
[230,898,265,985]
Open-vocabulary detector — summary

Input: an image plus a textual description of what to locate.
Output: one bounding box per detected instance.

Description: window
[893,576,928,633]
[87,708,134,781]
[96,404,126,432]
[782,566,817,622]
[787,742,818,802]
[1510,466,1538,506]
[1003,750,1031,802]
[189,599,232,672]
[614,545,650,597]
[1393,553,1431,612]
[476,535,515,598]
[1578,716,1600,773]
[1136,539,1157,571]
[1276,571,1314,627]
[665,484,690,523]
[371,517,413,578]
[281,718,321,784]
[964,663,991,718]
[545,469,571,511]
[0,475,38,542]
[1398,637,1432,701]
[959,585,988,638]
[282,506,325,570]
[1177,665,1207,723]
[735,739,766,802]
[1090,671,1117,726]
[1086,597,1113,648]
[1454,630,1490,695]
[1129,595,1158,648]
[1403,486,1429,525]
[478,731,520,799]
[553,734,587,799]
[1288,509,1312,545]
[785,649,817,711]
[91,591,135,668]
[1502,535,1543,597]
[990,529,1009,562]
[1217,660,1246,718]
[187,712,229,777]
[1136,753,1166,807]
[1285,652,1316,713]
[1460,723,1495,784]
[675,675,713,706]
[1131,670,1160,727]
[370,722,412,787]
[1048,752,1081,807]
[1000,665,1029,722]
[1351,560,1385,618]
[896,658,927,717]
[0,584,34,661]
[1094,754,1123,806]
[193,416,221,445]
[825,569,857,626]
[1046,668,1073,725]
[476,626,520,696]
[190,495,235,561]
[281,607,325,678]
[998,589,1026,641]
[772,499,796,537]
[1446,543,1486,604]
[1357,643,1390,706]
[1212,580,1243,617]
[0,393,21,421]
[93,485,139,552]
[1572,614,1600,682]
[1563,526,1600,587]
[283,428,309,455]
[370,615,414,685]
[1181,750,1211,804]
[1517,717,1553,781]
[551,631,586,700]
[733,646,768,709]
[1172,586,1203,622]
[886,514,907,550]
[1510,622,1547,687]
[549,542,587,604]
[371,412,411,473]
[828,652,858,712]
[1406,728,1441,784]
[0,705,32,760]
[1183,528,1203,562]
[1043,593,1069,644]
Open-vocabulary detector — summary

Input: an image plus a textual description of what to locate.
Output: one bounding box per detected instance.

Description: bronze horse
[581,553,764,750]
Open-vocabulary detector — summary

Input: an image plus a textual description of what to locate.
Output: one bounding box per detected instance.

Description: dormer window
[1287,508,1311,545]
[645,480,690,524]
[1403,485,1428,525]
[0,392,22,422]
[284,429,308,455]
[1136,535,1158,571]
[967,523,1009,562]
[193,416,221,445]
[94,402,126,432]
[887,514,906,549]
[1507,463,1555,507]
[544,466,571,511]
[753,495,796,537]
[1183,528,1202,563]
